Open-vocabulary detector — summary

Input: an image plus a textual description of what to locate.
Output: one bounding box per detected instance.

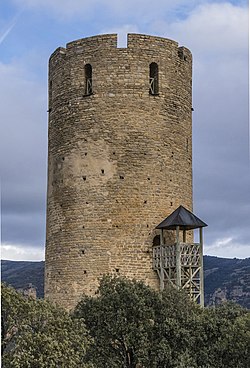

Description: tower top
[49,33,191,62]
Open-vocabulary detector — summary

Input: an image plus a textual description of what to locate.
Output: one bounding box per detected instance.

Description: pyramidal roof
[156,205,207,230]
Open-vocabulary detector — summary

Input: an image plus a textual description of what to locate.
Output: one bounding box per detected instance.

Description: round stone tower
[45,34,193,310]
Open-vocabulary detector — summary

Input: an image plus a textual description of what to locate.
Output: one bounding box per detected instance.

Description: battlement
[49,34,191,62]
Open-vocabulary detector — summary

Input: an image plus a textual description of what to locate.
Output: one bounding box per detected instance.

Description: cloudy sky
[0,0,249,261]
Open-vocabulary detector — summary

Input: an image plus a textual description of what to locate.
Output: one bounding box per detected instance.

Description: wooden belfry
[153,206,207,306]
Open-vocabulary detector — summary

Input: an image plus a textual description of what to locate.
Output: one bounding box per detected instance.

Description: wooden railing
[153,243,201,269]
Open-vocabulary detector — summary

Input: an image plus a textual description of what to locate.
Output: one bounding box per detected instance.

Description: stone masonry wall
[45,34,193,310]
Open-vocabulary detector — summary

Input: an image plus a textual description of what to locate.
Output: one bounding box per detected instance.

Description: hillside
[1,260,44,298]
[204,255,250,308]
[1,256,250,307]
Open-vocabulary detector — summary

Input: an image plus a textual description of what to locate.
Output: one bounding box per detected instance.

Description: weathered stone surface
[45,34,193,310]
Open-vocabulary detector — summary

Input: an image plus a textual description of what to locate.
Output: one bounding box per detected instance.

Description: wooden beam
[160,229,164,291]
[176,226,181,288]
[199,227,204,307]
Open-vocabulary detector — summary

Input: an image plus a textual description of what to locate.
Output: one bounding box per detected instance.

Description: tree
[1,283,91,368]
[74,276,201,368]
[196,302,250,368]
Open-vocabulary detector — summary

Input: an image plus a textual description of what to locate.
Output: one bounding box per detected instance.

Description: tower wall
[45,34,193,310]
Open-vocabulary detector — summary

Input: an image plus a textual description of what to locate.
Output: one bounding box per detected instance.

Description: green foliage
[2,278,249,368]
[196,302,250,368]
[1,283,91,368]
[74,276,250,368]
[74,276,201,368]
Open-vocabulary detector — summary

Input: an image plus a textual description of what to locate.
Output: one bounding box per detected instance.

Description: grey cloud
[1,1,249,259]
[0,61,47,249]
[2,212,46,246]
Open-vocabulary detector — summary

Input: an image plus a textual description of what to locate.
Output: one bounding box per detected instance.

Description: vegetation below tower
[2,277,250,367]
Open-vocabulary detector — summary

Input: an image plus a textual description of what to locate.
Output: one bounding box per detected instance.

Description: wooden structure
[153,206,207,306]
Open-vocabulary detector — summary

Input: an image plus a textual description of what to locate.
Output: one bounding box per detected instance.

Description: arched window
[149,62,159,95]
[85,64,92,95]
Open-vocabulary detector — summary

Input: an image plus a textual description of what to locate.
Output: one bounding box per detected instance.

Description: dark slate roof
[156,205,208,230]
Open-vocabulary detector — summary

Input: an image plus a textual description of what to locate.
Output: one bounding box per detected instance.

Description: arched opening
[153,235,160,246]
[149,62,159,95]
[85,64,92,95]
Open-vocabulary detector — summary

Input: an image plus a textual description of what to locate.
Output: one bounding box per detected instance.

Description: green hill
[1,260,44,298]
[204,255,250,308]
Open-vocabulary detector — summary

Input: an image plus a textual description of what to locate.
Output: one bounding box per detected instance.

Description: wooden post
[176,226,181,289]
[160,229,164,291]
[199,227,204,307]
[183,229,186,243]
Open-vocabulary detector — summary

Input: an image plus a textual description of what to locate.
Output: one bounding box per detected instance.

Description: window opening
[149,62,159,95]
[48,80,52,112]
[85,64,92,95]
[153,235,160,246]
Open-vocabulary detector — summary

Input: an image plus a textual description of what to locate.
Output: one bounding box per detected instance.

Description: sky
[0,0,249,261]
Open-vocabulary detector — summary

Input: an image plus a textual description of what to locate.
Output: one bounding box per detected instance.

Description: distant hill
[1,256,250,307]
[204,255,250,308]
[1,260,44,298]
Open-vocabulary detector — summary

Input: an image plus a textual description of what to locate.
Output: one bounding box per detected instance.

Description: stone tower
[45,34,193,310]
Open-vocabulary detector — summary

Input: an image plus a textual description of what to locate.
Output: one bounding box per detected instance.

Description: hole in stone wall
[85,152,88,156]
[81,250,85,255]
[149,62,159,95]
[62,157,65,161]
[85,64,92,95]
[147,177,150,180]
[113,152,116,155]
[82,225,85,229]
[84,270,87,274]
[101,169,105,174]
[147,224,149,228]
[120,175,124,180]
[82,176,86,181]
[171,202,173,206]
[116,225,119,228]
[178,49,187,61]
[153,235,160,246]
[117,33,127,48]
[86,202,89,204]
[144,200,147,204]
[115,268,120,273]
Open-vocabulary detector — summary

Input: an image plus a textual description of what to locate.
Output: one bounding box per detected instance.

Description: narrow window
[48,80,52,112]
[149,62,159,95]
[85,64,92,95]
